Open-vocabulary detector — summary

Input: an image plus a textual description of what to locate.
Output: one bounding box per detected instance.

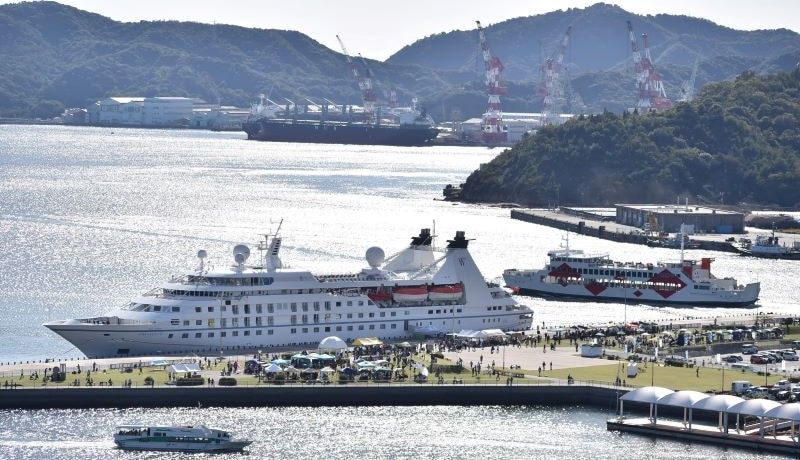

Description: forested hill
[389,3,800,80]
[459,70,800,208]
[0,1,467,117]
[1,1,799,119]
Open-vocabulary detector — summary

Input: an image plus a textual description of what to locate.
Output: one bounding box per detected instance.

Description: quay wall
[0,384,621,410]
[510,210,738,253]
[510,209,648,245]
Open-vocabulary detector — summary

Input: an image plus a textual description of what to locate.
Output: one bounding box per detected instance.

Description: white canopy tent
[618,386,674,422]
[263,363,283,373]
[169,363,201,374]
[691,394,744,433]
[318,336,348,352]
[656,391,709,429]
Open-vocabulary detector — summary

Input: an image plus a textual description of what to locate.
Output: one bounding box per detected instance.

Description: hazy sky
[9,0,800,59]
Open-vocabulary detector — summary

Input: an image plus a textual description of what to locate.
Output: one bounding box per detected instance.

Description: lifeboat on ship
[393,286,429,302]
[428,284,464,301]
[368,289,392,302]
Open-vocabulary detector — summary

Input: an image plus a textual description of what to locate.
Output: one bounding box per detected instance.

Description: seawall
[510,209,738,253]
[0,384,621,410]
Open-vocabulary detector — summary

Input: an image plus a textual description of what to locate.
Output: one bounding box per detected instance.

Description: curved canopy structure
[764,403,800,422]
[620,386,674,404]
[691,394,744,412]
[657,390,708,408]
[728,399,781,417]
[318,336,348,351]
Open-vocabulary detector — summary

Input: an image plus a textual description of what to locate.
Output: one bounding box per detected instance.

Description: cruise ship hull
[243,118,439,146]
[45,310,531,358]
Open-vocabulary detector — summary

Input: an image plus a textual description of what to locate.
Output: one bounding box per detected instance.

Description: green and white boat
[114,425,251,452]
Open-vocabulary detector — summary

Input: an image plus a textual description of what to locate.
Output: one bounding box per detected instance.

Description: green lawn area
[541,362,783,392]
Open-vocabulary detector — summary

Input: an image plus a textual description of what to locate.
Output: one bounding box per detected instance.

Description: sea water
[1,125,797,459]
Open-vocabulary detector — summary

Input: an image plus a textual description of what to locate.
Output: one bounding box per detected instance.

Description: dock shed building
[615,204,744,234]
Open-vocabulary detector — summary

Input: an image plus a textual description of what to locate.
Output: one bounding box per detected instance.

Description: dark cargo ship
[243,117,439,146]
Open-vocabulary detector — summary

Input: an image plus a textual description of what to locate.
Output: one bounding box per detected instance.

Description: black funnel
[447,231,469,249]
[410,228,433,246]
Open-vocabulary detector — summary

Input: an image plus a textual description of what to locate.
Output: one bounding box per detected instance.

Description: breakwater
[510,209,739,253]
[0,383,620,410]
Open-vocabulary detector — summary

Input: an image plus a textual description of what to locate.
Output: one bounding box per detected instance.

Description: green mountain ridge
[0,1,798,119]
[0,1,468,117]
[459,70,800,208]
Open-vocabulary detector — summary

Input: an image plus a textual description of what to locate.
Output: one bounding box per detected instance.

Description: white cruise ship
[503,236,760,307]
[45,228,533,358]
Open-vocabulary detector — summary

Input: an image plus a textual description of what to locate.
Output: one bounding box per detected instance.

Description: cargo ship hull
[243,118,439,146]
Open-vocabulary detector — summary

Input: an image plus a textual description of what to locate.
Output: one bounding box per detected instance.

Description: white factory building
[86,96,206,126]
[458,112,574,143]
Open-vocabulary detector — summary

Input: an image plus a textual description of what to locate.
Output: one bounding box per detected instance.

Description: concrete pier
[608,417,800,456]
[510,208,741,252]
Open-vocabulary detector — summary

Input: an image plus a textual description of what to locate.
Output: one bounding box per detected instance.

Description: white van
[732,380,753,395]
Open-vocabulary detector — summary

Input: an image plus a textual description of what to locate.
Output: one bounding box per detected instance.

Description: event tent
[318,336,348,352]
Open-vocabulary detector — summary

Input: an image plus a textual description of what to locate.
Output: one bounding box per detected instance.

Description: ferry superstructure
[45,228,533,358]
[503,236,760,307]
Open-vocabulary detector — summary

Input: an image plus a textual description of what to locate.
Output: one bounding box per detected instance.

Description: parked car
[748,386,770,398]
[724,355,743,363]
[742,343,758,354]
[775,391,791,401]
[750,354,768,364]
[784,352,799,361]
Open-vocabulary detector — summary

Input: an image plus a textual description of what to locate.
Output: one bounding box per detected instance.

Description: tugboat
[114,425,251,452]
[504,234,760,307]
[737,228,800,260]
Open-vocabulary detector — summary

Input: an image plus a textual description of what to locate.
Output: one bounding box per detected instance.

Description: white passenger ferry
[45,228,533,358]
[504,235,760,307]
[114,425,251,452]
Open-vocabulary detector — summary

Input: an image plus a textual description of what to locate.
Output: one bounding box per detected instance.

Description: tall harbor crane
[358,53,399,109]
[679,57,700,103]
[336,35,376,120]
[475,20,507,144]
[627,21,672,111]
[540,26,572,126]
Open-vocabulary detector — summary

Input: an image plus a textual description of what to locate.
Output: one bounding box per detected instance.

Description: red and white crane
[540,26,572,126]
[475,20,507,144]
[336,35,377,121]
[358,53,399,109]
[626,21,672,111]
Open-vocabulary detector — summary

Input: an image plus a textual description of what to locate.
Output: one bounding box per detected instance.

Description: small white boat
[114,425,251,452]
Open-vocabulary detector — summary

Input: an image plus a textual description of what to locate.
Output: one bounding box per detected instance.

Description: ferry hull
[505,275,760,308]
[515,287,758,308]
[115,440,251,452]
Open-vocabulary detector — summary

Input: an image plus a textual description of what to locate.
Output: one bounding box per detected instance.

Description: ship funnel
[446,231,470,249]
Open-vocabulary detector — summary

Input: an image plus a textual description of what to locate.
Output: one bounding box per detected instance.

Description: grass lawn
[541,362,783,392]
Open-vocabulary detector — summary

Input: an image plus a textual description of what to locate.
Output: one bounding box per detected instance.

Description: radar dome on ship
[365,247,385,268]
[233,244,250,264]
